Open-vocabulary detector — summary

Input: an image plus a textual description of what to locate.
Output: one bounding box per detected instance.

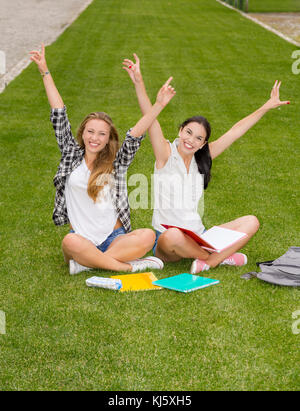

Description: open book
[161,224,247,253]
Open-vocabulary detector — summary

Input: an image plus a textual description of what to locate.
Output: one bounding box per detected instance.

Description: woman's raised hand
[156,77,176,108]
[30,43,64,108]
[264,80,290,110]
[30,43,48,74]
[122,53,142,84]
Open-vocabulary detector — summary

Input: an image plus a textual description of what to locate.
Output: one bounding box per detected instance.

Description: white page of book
[200,226,247,251]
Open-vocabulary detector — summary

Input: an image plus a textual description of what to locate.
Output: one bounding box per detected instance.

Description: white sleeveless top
[152,138,205,235]
[65,159,118,245]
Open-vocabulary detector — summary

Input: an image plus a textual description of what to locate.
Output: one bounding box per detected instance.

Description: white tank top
[65,159,118,245]
[152,139,205,235]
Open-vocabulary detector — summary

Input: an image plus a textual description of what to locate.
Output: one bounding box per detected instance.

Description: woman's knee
[160,228,185,248]
[62,233,85,254]
[244,215,260,235]
[134,228,156,248]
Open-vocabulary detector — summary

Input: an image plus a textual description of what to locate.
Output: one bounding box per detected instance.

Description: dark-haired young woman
[30,45,176,275]
[123,54,290,274]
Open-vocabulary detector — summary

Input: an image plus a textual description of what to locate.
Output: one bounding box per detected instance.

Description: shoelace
[132,259,162,272]
[137,260,159,269]
[194,260,209,272]
[223,257,235,265]
[136,262,149,270]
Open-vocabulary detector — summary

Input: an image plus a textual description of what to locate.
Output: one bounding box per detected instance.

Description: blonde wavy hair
[76,112,119,202]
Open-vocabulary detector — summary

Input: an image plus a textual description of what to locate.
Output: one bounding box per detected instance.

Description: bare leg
[62,233,131,272]
[62,246,73,264]
[206,215,260,268]
[155,228,210,263]
[104,228,155,261]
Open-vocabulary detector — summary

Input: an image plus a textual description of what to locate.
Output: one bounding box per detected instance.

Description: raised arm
[30,44,76,153]
[209,81,290,160]
[123,54,171,168]
[130,77,176,138]
[30,44,64,109]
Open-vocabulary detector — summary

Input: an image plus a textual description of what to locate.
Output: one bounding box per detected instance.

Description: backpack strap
[256,260,274,267]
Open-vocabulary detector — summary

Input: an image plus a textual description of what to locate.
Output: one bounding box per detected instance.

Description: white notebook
[200,226,247,252]
[162,224,248,253]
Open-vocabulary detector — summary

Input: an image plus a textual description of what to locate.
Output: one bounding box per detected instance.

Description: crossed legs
[62,215,259,272]
[155,215,260,267]
[62,228,156,272]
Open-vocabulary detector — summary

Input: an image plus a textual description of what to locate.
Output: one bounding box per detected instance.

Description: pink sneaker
[221,253,247,266]
[190,259,210,274]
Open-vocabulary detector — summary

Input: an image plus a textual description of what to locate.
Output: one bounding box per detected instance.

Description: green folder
[152,273,219,293]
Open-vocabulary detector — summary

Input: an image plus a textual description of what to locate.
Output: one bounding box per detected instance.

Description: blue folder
[152,273,219,293]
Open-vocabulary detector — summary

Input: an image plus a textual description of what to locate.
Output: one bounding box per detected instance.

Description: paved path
[0,0,93,92]
[217,1,300,48]
[249,13,300,44]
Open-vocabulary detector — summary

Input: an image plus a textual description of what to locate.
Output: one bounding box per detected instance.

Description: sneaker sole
[190,260,197,274]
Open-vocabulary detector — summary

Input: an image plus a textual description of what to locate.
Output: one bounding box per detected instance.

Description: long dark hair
[179,116,212,189]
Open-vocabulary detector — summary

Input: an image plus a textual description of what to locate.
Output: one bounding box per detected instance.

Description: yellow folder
[110,272,162,292]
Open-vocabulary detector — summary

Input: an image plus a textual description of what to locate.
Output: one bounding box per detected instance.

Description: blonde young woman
[123,54,290,274]
[30,45,176,274]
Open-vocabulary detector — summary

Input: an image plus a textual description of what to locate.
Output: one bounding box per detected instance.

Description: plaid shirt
[50,106,145,233]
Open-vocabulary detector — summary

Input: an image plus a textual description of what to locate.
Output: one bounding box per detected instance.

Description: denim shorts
[70,226,126,253]
[152,230,162,256]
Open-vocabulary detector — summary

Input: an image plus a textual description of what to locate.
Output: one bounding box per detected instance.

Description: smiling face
[82,119,111,157]
[178,121,207,155]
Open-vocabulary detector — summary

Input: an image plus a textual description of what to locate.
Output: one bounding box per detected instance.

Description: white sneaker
[69,259,92,275]
[129,256,164,272]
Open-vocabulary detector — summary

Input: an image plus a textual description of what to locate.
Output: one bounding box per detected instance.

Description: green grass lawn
[0,0,299,391]
[248,0,300,12]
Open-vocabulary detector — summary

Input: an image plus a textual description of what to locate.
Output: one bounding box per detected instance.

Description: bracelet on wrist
[41,71,50,77]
